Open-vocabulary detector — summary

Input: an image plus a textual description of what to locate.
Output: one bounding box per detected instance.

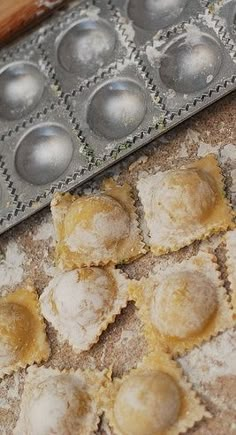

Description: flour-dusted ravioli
[137,154,235,255]
[225,229,236,319]
[40,266,129,353]
[99,351,209,435]
[129,251,234,356]
[14,365,108,435]
[51,179,145,269]
[0,285,50,378]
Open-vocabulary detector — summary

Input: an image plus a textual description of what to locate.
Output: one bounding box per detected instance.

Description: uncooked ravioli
[151,271,217,338]
[51,178,145,269]
[129,251,234,356]
[40,266,129,352]
[113,371,181,435]
[0,302,34,366]
[0,286,50,378]
[64,195,130,254]
[137,154,234,255]
[99,351,209,435]
[14,366,106,435]
[151,168,217,227]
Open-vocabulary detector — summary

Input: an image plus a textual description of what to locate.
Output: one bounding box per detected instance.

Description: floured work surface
[0,91,235,434]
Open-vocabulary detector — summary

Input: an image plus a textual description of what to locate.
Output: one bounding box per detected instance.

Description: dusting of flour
[33,220,55,244]
[0,242,26,291]
[179,329,236,386]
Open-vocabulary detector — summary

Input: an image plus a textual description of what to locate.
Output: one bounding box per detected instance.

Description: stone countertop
[0,91,235,434]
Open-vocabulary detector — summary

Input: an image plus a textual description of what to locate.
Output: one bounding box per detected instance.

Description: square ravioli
[137,154,235,255]
[225,229,236,319]
[40,266,130,353]
[14,365,108,435]
[51,178,145,269]
[98,351,209,435]
[0,285,50,378]
[129,251,234,356]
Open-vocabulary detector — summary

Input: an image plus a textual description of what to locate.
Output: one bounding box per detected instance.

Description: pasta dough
[138,155,235,255]
[40,266,129,352]
[99,351,209,435]
[0,285,50,378]
[51,179,145,269]
[129,251,234,355]
[14,366,108,435]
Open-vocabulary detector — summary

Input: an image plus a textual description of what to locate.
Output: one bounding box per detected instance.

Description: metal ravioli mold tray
[0,0,236,234]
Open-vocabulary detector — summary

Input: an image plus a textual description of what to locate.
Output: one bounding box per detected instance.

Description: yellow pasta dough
[137,154,235,255]
[225,229,236,319]
[51,179,145,269]
[129,251,234,355]
[113,371,181,434]
[0,285,50,378]
[40,266,129,353]
[98,351,209,435]
[14,365,108,435]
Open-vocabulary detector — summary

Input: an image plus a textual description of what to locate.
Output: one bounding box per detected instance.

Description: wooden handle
[0,0,68,46]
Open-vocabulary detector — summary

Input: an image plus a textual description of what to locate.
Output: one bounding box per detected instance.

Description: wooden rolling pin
[0,0,69,46]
